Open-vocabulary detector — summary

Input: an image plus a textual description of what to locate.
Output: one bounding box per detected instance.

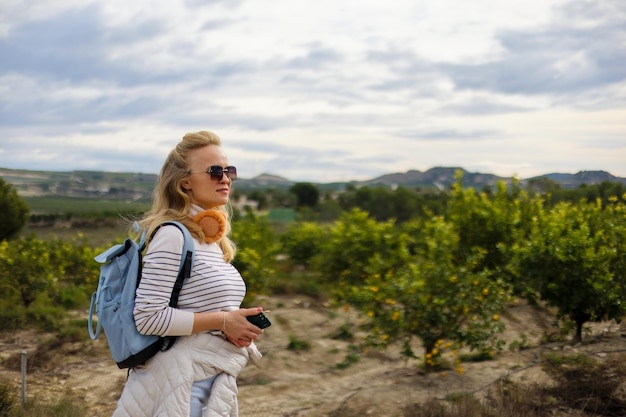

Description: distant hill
[237,173,294,189]
[361,168,626,190]
[1,167,625,200]
[0,169,158,200]
[358,167,505,190]
[531,171,626,189]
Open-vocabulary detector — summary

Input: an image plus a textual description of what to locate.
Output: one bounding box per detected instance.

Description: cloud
[443,0,626,101]
[1,5,125,82]
[0,0,625,182]
[441,97,532,116]
[395,128,502,141]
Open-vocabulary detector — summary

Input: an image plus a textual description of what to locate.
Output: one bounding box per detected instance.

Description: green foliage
[445,176,540,297]
[287,334,311,351]
[0,380,17,417]
[510,197,626,343]
[0,237,54,307]
[331,323,355,341]
[508,333,530,352]
[313,202,511,370]
[269,268,322,297]
[0,305,26,331]
[2,173,626,384]
[333,345,360,369]
[545,181,626,207]
[443,175,626,345]
[45,235,100,307]
[25,305,68,332]
[314,208,408,287]
[24,196,150,217]
[245,187,295,210]
[3,392,88,417]
[337,185,448,222]
[0,235,99,310]
[289,182,320,208]
[315,173,626,368]
[0,178,29,241]
[241,189,269,211]
[0,302,69,332]
[280,221,325,266]
[231,210,279,302]
[333,215,509,369]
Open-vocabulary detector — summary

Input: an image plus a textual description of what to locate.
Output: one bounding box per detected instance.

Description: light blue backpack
[88,221,195,369]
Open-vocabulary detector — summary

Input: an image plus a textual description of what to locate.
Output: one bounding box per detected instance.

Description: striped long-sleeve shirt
[133,224,246,337]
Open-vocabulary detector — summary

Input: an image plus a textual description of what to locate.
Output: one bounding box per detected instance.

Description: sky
[0,0,625,183]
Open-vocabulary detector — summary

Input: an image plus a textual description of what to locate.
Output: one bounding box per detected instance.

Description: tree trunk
[572,320,583,345]
[423,340,436,371]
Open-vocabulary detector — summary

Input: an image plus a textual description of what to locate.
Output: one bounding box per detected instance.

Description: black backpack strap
[170,248,193,306]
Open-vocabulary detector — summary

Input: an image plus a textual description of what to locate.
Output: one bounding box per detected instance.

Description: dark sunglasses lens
[209,166,237,181]
[208,166,224,179]
[227,166,237,181]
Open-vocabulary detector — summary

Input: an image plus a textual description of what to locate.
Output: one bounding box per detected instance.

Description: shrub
[280,221,325,267]
[287,334,311,352]
[542,353,626,415]
[0,380,17,417]
[231,211,279,301]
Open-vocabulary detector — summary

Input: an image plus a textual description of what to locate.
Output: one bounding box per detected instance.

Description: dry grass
[398,353,626,417]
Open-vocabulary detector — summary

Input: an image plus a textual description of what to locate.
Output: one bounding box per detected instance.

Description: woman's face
[183,144,233,209]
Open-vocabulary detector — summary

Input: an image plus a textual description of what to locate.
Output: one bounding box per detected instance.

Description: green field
[20,196,148,245]
[24,196,150,216]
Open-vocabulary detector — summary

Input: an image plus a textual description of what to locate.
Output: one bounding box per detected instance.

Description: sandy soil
[1,295,625,417]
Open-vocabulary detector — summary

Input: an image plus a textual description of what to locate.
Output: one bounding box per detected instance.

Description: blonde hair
[139,130,236,262]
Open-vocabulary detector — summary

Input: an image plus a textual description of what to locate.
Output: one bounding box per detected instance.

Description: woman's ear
[182,179,191,191]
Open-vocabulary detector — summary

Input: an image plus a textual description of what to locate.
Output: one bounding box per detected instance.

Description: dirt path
[1,296,624,416]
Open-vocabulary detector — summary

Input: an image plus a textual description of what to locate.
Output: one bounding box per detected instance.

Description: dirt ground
[1,295,625,417]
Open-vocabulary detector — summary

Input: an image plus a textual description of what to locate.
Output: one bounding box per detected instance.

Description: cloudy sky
[1,0,625,182]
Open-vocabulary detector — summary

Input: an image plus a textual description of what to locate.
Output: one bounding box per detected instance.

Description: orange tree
[445,174,540,299]
[47,235,99,308]
[0,236,54,308]
[0,234,99,331]
[280,221,326,268]
[313,208,409,288]
[316,209,510,369]
[510,196,626,344]
[0,177,29,241]
[231,209,279,302]
[0,234,99,309]
[400,217,509,363]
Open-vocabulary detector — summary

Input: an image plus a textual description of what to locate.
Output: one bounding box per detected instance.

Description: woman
[114,131,265,417]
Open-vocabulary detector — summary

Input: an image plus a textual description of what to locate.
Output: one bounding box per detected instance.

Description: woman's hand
[223,307,265,347]
[226,334,251,348]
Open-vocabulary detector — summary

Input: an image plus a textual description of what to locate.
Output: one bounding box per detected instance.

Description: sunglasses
[190,165,237,181]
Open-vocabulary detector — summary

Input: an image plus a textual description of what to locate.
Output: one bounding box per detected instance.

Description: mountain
[236,173,294,189]
[0,169,158,200]
[358,167,506,190]
[357,168,626,190]
[529,171,626,189]
[1,167,625,200]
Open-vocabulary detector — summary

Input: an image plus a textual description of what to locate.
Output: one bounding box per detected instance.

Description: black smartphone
[247,312,272,329]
